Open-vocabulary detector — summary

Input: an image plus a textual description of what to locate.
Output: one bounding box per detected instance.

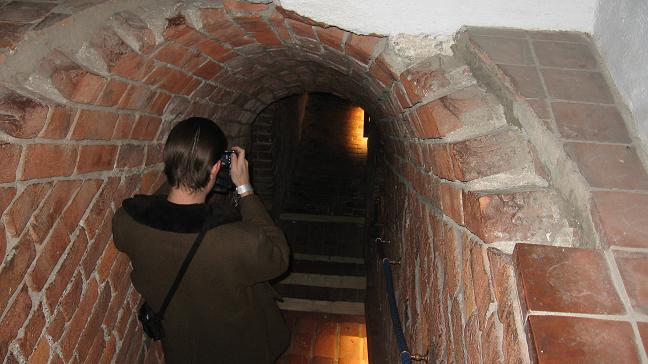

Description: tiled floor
[277,311,369,364]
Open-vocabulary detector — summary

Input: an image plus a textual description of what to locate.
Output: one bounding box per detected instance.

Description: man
[112,117,290,363]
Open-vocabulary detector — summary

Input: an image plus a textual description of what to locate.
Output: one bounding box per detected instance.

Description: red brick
[145,92,172,115]
[464,312,482,364]
[180,77,203,96]
[0,90,49,138]
[345,34,381,64]
[82,213,114,274]
[0,22,30,50]
[44,232,88,310]
[76,144,118,173]
[113,113,136,139]
[369,56,397,88]
[29,222,71,291]
[158,69,192,93]
[0,225,5,264]
[118,84,155,110]
[480,311,504,363]
[254,31,282,46]
[450,129,530,181]
[96,79,128,107]
[116,144,145,168]
[315,27,345,51]
[28,338,51,364]
[76,284,111,361]
[17,303,46,358]
[287,19,316,39]
[0,286,32,360]
[439,183,463,224]
[96,242,118,283]
[71,109,119,140]
[61,179,103,234]
[450,296,466,364]
[514,244,624,314]
[193,60,222,80]
[81,331,106,364]
[200,8,253,47]
[0,236,35,317]
[131,115,161,140]
[0,187,16,217]
[614,251,648,314]
[60,279,99,361]
[83,177,119,240]
[400,60,449,103]
[98,336,117,364]
[0,142,21,182]
[154,42,194,67]
[27,179,80,243]
[223,0,269,12]
[51,65,107,104]
[195,39,233,62]
[145,144,164,166]
[47,309,66,341]
[21,144,78,180]
[139,169,164,194]
[142,64,171,86]
[528,316,640,363]
[60,274,83,321]
[5,183,52,238]
[40,106,74,139]
[566,142,648,190]
[112,52,154,81]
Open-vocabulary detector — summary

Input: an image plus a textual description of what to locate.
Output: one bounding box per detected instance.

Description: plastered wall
[594,0,648,151]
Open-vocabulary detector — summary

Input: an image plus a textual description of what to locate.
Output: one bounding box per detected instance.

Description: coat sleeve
[238,194,290,283]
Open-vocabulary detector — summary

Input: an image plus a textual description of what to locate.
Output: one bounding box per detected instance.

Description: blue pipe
[382,258,412,364]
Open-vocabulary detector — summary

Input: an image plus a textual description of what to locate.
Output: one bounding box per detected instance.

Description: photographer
[112,117,290,363]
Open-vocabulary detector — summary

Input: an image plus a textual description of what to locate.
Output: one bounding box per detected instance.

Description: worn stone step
[274,284,365,303]
[277,298,365,316]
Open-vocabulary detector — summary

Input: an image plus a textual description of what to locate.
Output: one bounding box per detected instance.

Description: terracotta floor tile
[339,335,364,359]
[311,357,334,364]
[591,191,648,248]
[552,102,631,143]
[514,244,624,314]
[613,251,648,315]
[498,64,546,98]
[541,69,614,103]
[317,321,338,336]
[289,332,315,356]
[637,322,648,354]
[533,41,597,69]
[471,36,534,65]
[528,31,588,43]
[528,315,640,364]
[313,334,337,358]
[338,359,367,364]
[564,142,648,190]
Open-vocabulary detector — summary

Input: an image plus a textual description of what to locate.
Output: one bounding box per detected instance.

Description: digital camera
[213,150,235,194]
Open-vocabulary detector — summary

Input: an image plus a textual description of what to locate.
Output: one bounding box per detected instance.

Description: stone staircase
[273,213,366,316]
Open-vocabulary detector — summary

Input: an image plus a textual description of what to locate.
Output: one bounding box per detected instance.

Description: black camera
[213,150,235,194]
[138,302,165,340]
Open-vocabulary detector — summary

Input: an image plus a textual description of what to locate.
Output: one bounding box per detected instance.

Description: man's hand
[230,146,250,187]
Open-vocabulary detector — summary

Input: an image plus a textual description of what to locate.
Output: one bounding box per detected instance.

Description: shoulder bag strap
[158,223,209,318]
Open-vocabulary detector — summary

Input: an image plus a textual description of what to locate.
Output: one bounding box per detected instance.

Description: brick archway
[1,0,644,363]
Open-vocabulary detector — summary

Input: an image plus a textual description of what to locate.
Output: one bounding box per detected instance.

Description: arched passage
[2,0,646,363]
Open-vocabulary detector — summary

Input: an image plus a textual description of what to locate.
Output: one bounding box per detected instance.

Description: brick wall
[2,0,645,362]
[0,1,391,362]
[282,93,368,217]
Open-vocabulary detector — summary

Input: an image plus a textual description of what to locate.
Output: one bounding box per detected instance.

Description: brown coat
[112,192,290,363]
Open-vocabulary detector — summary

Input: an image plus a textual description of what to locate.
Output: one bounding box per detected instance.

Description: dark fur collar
[122,194,240,233]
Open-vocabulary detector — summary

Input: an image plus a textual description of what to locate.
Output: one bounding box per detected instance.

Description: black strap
[158,223,209,318]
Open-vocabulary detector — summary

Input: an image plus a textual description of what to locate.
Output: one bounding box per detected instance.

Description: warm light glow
[348,106,368,155]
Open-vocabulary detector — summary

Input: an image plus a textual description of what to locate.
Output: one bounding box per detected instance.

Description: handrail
[376,238,429,363]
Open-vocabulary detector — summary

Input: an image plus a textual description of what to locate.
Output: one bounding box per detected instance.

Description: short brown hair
[163,117,226,191]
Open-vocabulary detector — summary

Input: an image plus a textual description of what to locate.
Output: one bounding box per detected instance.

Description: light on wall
[348,106,368,155]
